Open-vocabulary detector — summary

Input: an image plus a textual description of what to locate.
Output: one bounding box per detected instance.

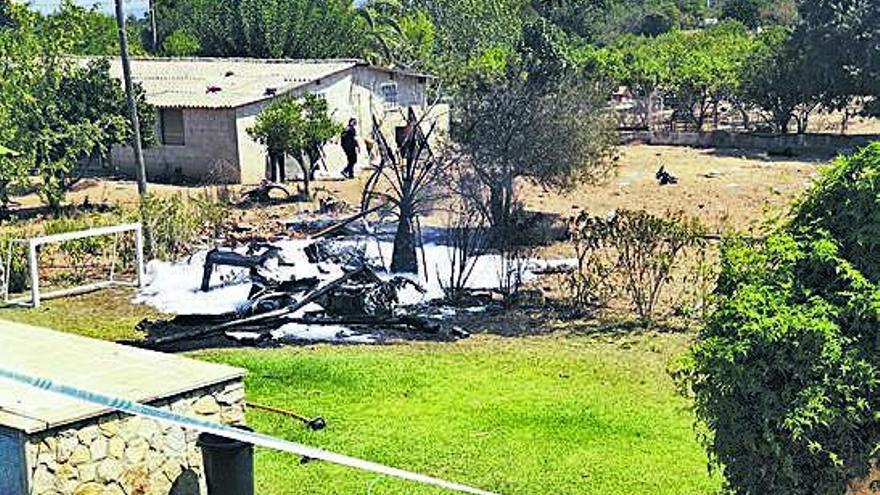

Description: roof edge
[71,54,435,80]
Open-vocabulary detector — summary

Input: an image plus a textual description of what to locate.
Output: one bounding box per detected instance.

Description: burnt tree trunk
[488,173,515,247]
[391,202,418,273]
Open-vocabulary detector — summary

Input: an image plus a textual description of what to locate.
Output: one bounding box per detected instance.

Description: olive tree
[452,68,616,243]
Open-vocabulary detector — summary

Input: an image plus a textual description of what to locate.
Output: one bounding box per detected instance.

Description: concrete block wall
[111,109,241,184]
[23,379,245,495]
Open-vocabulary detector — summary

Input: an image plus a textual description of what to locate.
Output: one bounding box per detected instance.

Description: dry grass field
[40,144,821,237]
[517,145,819,231]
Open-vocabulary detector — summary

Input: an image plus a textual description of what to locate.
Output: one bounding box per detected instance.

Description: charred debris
[136,108,494,351]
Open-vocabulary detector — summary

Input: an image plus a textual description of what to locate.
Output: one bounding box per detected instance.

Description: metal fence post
[27,241,39,308]
[135,223,145,288]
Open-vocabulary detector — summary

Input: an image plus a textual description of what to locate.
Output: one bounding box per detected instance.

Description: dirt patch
[518,145,819,232]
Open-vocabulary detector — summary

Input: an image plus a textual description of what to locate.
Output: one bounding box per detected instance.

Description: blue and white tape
[0,367,499,495]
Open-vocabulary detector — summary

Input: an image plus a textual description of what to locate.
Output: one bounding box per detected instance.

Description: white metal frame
[2,223,144,308]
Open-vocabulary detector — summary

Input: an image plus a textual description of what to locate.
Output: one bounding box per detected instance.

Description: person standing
[340,118,360,179]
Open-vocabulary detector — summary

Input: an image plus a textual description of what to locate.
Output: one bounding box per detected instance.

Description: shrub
[794,142,880,282]
[566,213,617,311]
[192,188,234,239]
[0,224,42,293]
[679,143,880,493]
[0,208,129,293]
[440,201,488,303]
[136,191,232,261]
[567,209,704,326]
[43,213,114,284]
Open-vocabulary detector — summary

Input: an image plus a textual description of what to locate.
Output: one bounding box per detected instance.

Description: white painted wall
[115,66,443,185]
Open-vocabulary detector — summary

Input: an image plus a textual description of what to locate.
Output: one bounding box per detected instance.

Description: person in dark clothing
[340,118,360,179]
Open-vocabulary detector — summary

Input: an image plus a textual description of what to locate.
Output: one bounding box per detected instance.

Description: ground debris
[656,166,679,185]
[240,182,291,204]
[135,244,441,350]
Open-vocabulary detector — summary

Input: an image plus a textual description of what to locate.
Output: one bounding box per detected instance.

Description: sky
[26,0,368,17]
[27,0,149,16]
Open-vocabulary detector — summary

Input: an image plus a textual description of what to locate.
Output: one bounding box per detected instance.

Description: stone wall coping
[0,321,245,434]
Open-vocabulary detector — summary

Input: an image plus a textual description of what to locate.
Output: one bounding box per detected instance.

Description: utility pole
[149,0,158,52]
[114,0,148,196]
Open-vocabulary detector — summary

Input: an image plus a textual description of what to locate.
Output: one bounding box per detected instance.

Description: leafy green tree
[20,59,155,210]
[795,0,880,116]
[397,8,436,69]
[40,0,146,56]
[667,22,754,130]
[0,145,25,209]
[679,143,880,494]
[720,0,764,29]
[359,0,404,65]
[247,95,341,200]
[1,4,154,211]
[626,3,681,37]
[155,0,246,56]
[738,27,820,133]
[404,0,527,82]
[593,35,673,128]
[156,0,365,59]
[760,0,798,27]
[162,28,201,56]
[596,23,753,131]
[526,0,615,42]
[453,66,617,241]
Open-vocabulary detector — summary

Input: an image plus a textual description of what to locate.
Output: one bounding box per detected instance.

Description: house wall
[350,68,449,154]
[234,70,356,184]
[111,109,241,184]
[108,63,446,186]
[22,379,245,495]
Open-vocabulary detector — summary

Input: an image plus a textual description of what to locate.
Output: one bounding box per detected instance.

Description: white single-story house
[101,57,448,184]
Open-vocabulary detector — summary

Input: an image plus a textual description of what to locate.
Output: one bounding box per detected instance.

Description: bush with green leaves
[679,143,880,493]
[0,208,131,293]
[162,29,201,56]
[136,191,232,261]
[43,214,115,284]
[567,209,705,326]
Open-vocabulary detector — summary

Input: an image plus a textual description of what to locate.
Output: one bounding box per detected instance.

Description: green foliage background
[680,143,880,493]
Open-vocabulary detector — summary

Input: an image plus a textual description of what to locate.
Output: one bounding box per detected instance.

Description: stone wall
[621,130,880,157]
[23,379,245,495]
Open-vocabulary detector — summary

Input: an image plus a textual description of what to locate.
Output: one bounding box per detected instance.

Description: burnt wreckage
[138,230,437,349]
[140,108,457,348]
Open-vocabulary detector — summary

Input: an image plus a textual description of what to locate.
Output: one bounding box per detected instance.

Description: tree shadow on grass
[1,201,117,222]
[555,315,691,338]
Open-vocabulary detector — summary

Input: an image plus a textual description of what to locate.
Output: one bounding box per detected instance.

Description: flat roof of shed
[0,321,245,434]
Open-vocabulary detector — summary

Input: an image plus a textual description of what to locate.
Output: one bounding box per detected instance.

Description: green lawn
[0,293,719,494]
[196,334,720,495]
[0,289,155,341]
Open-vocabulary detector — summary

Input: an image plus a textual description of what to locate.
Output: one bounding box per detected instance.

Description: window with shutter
[160,109,185,146]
